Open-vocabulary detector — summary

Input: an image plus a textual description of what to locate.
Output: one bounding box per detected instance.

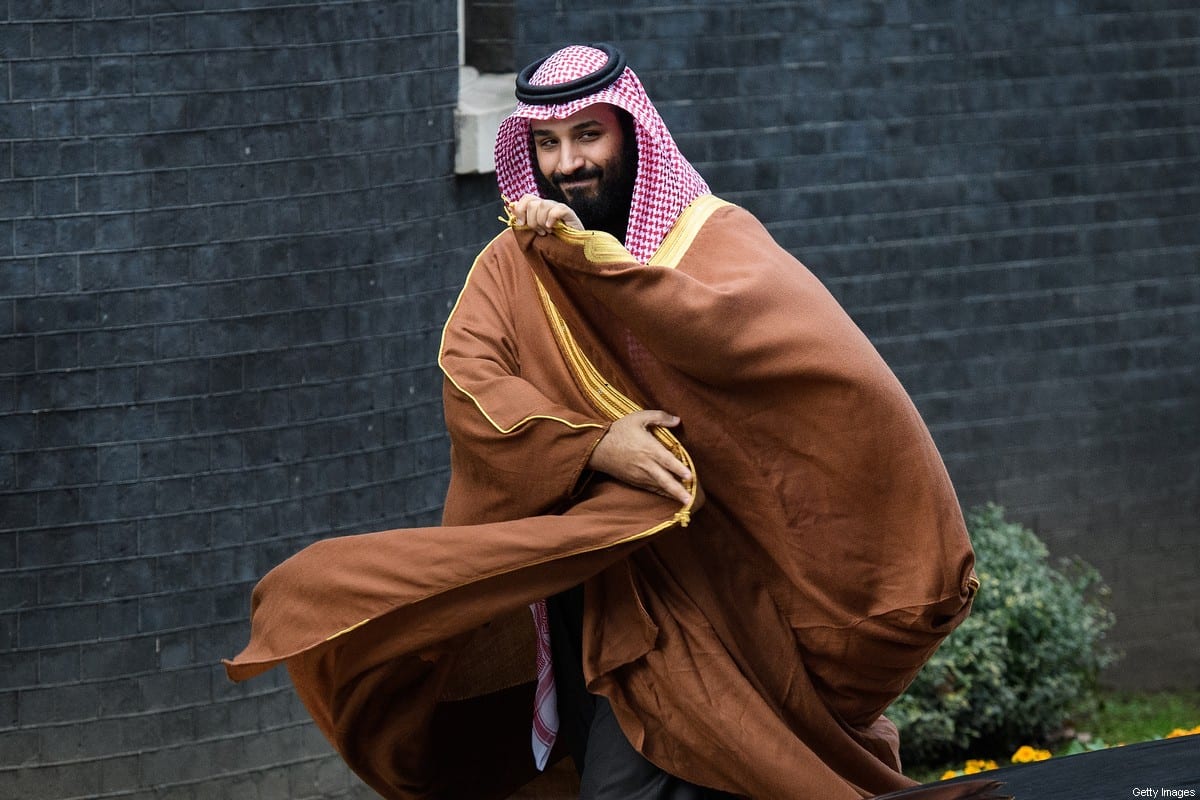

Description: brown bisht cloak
[225,195,978,799]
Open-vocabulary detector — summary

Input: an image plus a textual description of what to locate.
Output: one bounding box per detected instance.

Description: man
[226,45,981,800]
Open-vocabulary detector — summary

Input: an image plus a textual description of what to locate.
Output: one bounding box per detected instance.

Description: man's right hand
[588,410,692,505]
[511,194,584,236]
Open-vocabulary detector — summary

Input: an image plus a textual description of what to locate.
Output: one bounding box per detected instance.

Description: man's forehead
[530,104,620,136]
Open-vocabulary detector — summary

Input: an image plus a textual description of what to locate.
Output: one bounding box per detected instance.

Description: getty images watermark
[1131,790,1196,798]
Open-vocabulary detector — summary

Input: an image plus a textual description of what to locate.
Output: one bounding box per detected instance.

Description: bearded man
[226,45,982,800]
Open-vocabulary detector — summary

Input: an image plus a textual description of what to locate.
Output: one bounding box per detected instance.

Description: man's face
[530,103,636,236]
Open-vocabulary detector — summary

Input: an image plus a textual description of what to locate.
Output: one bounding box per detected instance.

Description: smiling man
[227,44,983,800]
[527,104,640,245]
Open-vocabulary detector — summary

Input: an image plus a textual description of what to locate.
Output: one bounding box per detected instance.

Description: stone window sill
[455,66,517,174]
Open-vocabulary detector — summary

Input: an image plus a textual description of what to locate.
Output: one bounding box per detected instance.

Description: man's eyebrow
[531,119,604,137]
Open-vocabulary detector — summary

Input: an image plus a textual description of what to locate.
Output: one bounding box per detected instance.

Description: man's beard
[533,130,638,243]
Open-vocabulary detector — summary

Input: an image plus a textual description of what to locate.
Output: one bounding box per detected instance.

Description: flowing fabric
[226,197,978,798]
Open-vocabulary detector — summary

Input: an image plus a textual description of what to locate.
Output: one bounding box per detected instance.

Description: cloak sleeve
[439,233,611,525]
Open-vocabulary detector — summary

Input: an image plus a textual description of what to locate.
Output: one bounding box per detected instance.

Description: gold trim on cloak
[520,195,733,526]
[536,193,730,270]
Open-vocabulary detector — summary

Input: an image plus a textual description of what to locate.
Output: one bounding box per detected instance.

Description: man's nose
[557,143,585,175]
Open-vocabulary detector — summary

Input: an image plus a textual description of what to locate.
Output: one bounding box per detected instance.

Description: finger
[533,203,557,234]
[546,205,570,230]
[645,464,691,505]
[542,203,574,234]
[630,411,689,481]
[512,195,537,226]
[549,205,582,231]
[632,409,680,429]
[656,450,691,481]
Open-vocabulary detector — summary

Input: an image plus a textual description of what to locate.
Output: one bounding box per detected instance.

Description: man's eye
[537,140,557,150]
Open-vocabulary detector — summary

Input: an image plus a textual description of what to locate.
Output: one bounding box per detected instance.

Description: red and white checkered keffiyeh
[495,44,710,265]
[529,599,558,771]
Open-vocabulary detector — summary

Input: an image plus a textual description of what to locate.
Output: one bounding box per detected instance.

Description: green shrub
[889,503,1118,765]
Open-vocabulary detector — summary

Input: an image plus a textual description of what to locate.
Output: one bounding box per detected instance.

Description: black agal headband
[515,43,628,105]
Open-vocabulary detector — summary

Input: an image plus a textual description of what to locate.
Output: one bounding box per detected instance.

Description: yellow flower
[1011,745,1051,763]
[1162,724,1200,738]
[943,757,1001,780]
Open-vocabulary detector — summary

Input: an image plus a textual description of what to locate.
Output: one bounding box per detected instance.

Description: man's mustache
[553,167,603,186]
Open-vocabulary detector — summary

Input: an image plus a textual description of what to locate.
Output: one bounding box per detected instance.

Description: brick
[37,644,82,684]
[33,178,79,225]
[76,19,151,55]
[0,650,39,691]
[30,22,75,57]
[134,53,207,94]
[0,103,34,143]
[0,23,33,59]
[82,636,158,680]
[28,101,75,139]
[10,61,55,100]
[0,337,36,375]
[35,255,79,293]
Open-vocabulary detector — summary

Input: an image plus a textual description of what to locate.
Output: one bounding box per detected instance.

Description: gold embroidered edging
[501,194,730,270]
[523,194,730,269]
[648,194,730,269]
[531,276,697,528]
[325,617,370,642]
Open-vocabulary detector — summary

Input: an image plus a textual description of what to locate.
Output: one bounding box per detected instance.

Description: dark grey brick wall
[517,0,1199,690]
[1,2,498,797]
[2,1,1197,797]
